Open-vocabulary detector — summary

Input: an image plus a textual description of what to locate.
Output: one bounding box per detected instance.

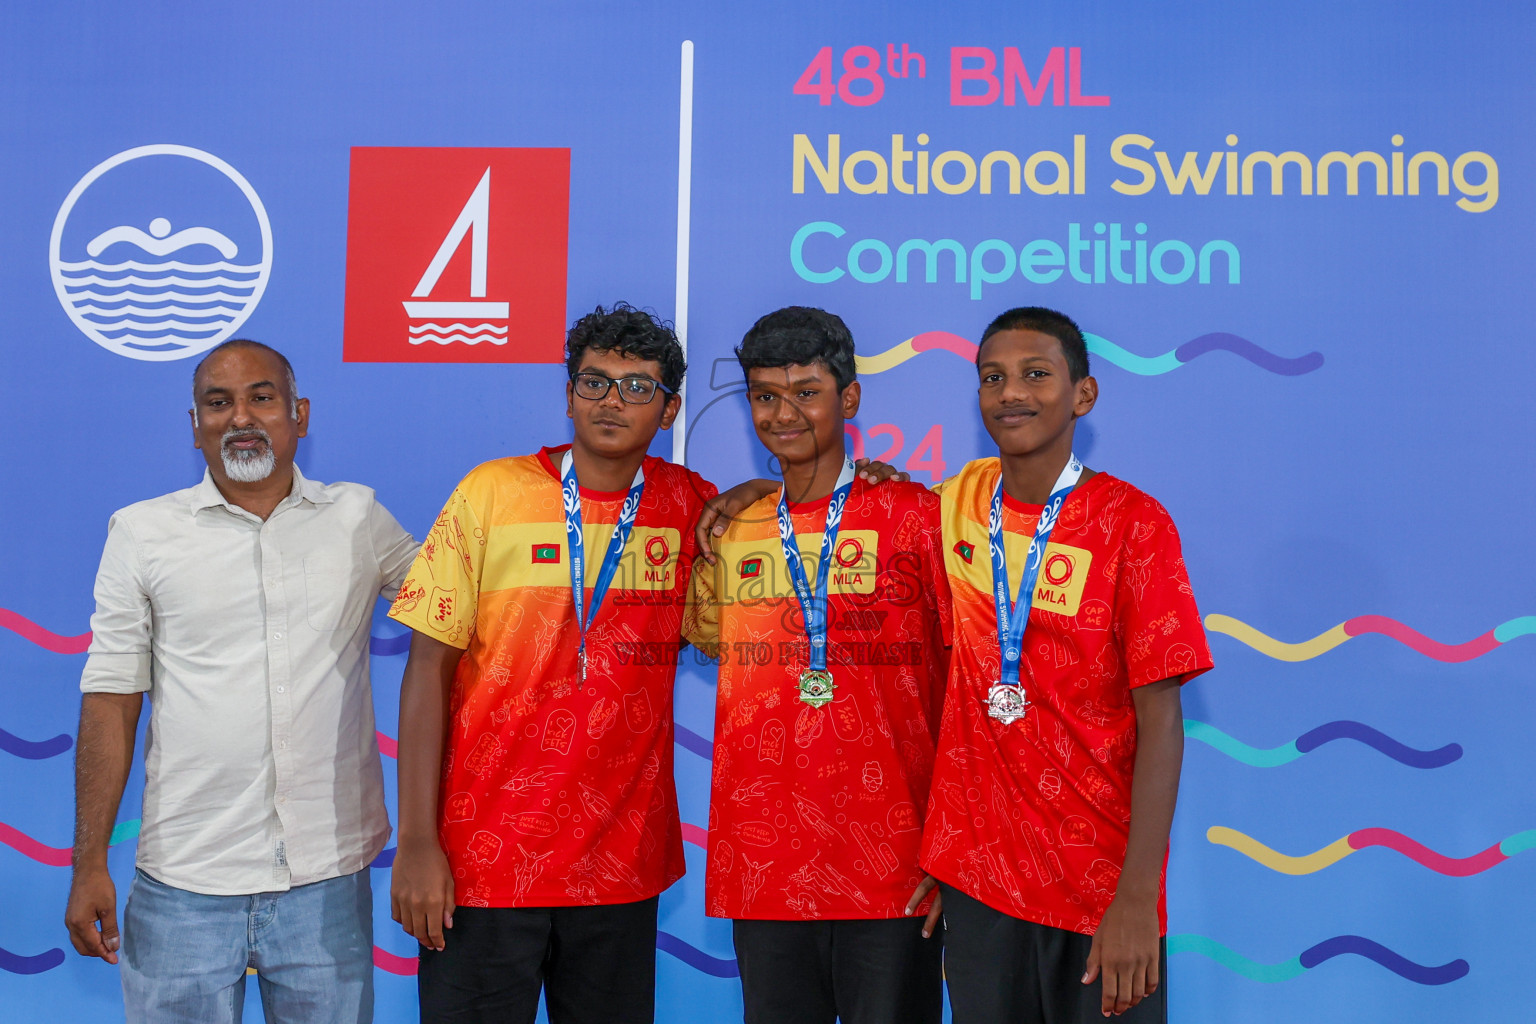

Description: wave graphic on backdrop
[0,818,140,867]
[1206,613,1536,662]
[407,322,508,346]
[1208,825,1536,877]
[1184,719,1462,769]
[1170,933,1469,985]
[0,728,73,761]
[0,609,91,654]
[56,258,261,342]
[854,331,1323,377]
[0,946,66,976]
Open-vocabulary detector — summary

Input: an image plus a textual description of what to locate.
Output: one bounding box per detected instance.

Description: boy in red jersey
[685,307,951,1024]
[389,305,724,1024]
[914,307,1212,1022]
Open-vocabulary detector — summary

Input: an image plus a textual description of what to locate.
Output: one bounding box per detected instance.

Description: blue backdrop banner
[2,2,1532,1021]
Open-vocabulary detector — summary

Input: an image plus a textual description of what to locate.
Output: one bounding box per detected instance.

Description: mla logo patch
[1031,542,1092,617]
[645,535,670,566]
[50,145,273,362]
[342,147,570,363]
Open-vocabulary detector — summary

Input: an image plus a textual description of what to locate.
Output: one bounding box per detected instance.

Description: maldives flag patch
[953,540,975,564]
[532,544,561,564]
[738,557,763,579]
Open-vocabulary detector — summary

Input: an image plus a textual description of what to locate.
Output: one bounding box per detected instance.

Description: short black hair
[736,306,856,391]
[192,339,298,412]
[978,307,1091,381]
[564,303,686,394]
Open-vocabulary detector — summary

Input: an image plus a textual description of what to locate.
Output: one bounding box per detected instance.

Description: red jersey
[389,445,716,907]
[920,461,1212,935]
[686,480,951,919]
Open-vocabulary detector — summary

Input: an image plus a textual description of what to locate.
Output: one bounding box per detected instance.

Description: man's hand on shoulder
[1083,891,1161,1016]
[693,459,910,565]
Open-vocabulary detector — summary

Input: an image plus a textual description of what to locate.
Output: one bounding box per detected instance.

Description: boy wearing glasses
[388,304,715,1023]
[684,307,952,1024]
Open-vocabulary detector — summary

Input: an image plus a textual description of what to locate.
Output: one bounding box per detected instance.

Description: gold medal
[797,669,835,708]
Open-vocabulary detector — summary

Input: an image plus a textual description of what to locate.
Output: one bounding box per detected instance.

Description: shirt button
[272,632,283,640]
[275,685,286,694]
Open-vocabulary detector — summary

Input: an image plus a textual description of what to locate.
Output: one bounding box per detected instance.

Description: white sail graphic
[403,169,508,343]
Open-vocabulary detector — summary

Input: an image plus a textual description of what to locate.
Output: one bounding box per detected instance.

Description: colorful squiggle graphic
[370,631,410,657]
[853,331,1323,377]
[372,946,418,975]
[0,609,90,654]
[656,931,740,978]
[1209,825,1536,877]
[1170,933,1468,985]
[1206,613,1536,662]
[370,933,738,978]
[1184,719,1461,769]
[674,723,714,760]
[0,818,139,866]
[0,728,72,760]
[0,945,66,976]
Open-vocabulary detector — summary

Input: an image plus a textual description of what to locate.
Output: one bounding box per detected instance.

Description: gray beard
[221,429,277,483]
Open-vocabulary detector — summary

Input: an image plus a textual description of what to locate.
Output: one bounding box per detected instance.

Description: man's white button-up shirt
[81,467,417,895]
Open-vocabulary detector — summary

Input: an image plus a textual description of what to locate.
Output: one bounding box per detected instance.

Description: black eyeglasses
[570,372,674,405]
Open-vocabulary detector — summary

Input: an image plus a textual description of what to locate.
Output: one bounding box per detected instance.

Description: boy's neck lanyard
[561,450,645,682]
[776,458,856,709]
[985,453,1083,725]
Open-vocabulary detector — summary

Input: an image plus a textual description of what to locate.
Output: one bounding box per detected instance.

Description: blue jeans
[120,868,374,1024]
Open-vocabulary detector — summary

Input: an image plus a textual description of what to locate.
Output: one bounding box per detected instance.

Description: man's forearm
[396,633,461,845]
[73,693,142,869]
[1118,678,1184,900]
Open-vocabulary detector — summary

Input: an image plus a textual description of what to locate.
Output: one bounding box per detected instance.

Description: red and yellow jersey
[686,479,951,920]
[920,460,1212,935]
[389,445,716,907]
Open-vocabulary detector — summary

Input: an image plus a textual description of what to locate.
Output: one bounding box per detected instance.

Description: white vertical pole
[673,40,695,465]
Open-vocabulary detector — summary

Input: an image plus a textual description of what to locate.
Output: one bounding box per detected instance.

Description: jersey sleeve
[388,484,486,649]
[1114,497,1214,689]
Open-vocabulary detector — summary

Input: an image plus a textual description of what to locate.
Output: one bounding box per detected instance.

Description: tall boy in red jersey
[916,307,1212,1022]
[388,305,722,1023]
[686,307,952,1024]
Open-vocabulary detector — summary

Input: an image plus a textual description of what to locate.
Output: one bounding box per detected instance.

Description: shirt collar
[189,463,333,516]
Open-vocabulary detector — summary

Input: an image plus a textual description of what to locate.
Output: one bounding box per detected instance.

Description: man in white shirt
[64,340,418,1024]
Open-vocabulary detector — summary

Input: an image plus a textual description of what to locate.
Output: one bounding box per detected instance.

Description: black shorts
[732,916,943,1024]
[940,883,1168,1024]
[417,896,658,1024]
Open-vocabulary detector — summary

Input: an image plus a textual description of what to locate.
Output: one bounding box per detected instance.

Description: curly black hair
[978,306,1091,382]
[564,303,686,393]
[735,306,857,391]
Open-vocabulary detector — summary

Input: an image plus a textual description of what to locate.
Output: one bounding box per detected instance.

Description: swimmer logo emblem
[49,145,273,362]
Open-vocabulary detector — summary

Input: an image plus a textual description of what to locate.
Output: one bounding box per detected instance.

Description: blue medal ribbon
[989,453,1083,690]
[776,458,857,673]
[561,450,645,667]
